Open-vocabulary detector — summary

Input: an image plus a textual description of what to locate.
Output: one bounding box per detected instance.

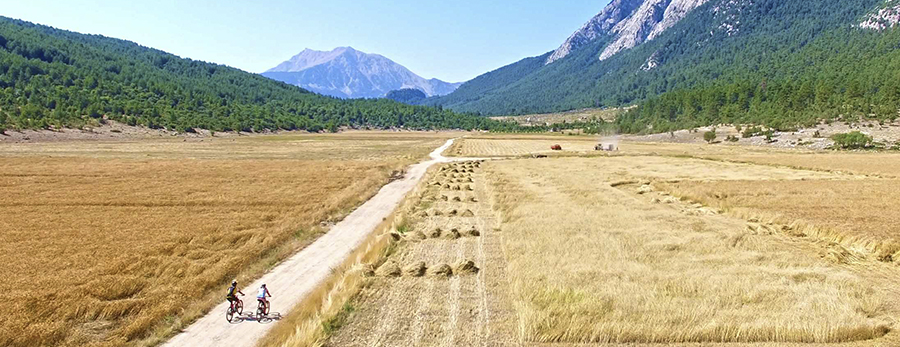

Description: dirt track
[162,139,456,347]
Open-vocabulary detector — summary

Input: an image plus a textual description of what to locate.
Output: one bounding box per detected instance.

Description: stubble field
[313,135,900,347]
[0,132,454,347]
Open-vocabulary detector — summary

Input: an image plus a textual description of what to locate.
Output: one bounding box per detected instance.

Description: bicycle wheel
[236,300,244,315]
[226,306,235,323]
[264,302,270,315]
[256,302,265,318]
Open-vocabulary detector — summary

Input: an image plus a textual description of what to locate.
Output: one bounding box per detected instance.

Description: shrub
[726,135,739,142]
[742,126,764,138]
[831,131,873,150]
[703,130,717,144]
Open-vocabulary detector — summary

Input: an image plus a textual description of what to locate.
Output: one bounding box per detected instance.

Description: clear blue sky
[2,0,609,82]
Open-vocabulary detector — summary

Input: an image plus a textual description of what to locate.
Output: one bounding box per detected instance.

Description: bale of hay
[444,229,461,240]
[406,231,427,241]
[375,261,401,277]
[441,195,449,201]
[419,211,429,218]
[433,210,443,216]
[452,196,462,202]
[428,264,453,277]
[448,209,459,217]
[466,185,474,191]
[469,197,478,202]
[443,184,451,189]
[464,228,480,237]
[454,260,479,275]
[427,228,442,238]
[403,262,427,277]
[452,185,461,191]
[461,210,475,217]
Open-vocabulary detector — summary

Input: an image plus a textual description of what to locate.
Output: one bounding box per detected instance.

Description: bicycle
[256,299,270,320]
[226,297,244,323]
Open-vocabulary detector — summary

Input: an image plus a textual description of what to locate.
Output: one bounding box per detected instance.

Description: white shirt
[257,287,268,299]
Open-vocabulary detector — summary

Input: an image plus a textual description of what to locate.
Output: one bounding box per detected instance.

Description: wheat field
[485,156,890,344]
[0,132,453,347]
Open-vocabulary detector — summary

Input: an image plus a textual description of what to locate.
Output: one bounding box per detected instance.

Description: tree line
[0,17,519,133]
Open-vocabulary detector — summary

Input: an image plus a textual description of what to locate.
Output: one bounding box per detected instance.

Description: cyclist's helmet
[232,280,237,286]
[262,284,266,287]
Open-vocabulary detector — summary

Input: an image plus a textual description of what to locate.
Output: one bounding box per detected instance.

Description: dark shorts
[226,295,237,303]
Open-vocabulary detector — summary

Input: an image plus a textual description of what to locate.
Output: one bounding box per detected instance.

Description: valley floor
[314,135,900,346]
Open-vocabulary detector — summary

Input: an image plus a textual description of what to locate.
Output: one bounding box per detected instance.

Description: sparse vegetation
[703,129,717,143]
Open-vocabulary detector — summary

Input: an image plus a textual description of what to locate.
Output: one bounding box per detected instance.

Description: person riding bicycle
[257,284,273,308]
[226,280,244,306]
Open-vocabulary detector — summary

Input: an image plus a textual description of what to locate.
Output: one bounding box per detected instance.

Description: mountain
[429,0,900,132]
[0,17,505,132]
[262,47,462,99]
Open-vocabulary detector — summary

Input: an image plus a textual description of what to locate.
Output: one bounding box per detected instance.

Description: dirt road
[163,139,457,347]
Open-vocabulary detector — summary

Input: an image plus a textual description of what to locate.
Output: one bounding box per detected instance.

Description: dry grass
[485,156,890,344]
[0,132,453,347]
[617,141,900,177]
[451,134,603,157]
[657,179,900,258]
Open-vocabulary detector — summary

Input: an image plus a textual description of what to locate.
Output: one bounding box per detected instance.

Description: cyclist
[257,284,273,312]
[226,280,244,308]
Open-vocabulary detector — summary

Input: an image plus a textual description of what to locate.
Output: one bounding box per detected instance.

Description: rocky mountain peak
[262,48,461,99]
[546,0,710,64]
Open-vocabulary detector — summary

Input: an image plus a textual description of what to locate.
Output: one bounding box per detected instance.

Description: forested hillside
[431,0,900,133]
[0,17,506,132]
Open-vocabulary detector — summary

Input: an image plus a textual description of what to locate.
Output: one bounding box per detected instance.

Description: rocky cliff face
[860,2,900,30]
[547,0,709,64]
[263,47,461,99]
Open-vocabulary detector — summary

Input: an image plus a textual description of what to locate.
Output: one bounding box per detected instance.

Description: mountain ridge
[429,0,900,133]
[263,47,461,99]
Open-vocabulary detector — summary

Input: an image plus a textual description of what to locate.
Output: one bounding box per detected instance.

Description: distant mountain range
[262,47,462,99]
[426,0,900,132]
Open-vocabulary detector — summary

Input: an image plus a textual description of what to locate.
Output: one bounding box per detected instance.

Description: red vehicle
[551,144,562,151]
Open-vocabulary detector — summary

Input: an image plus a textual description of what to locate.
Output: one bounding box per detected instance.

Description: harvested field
[286,138,900,347]
[619,141,900,177]
[450,135,600,157]
[0,132,453,347]
[485,156,893,344]
[325,161,519,346]
[658,179,900,257]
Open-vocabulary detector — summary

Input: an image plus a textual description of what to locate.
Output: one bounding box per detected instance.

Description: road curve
[163,139,457,347]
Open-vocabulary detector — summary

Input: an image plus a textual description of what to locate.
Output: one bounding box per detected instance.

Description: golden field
[485,156,892,344]
[449,134,603,157]
[0,132,453,347]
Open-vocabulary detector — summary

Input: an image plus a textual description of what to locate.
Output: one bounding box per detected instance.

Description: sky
[1,0,609,82]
